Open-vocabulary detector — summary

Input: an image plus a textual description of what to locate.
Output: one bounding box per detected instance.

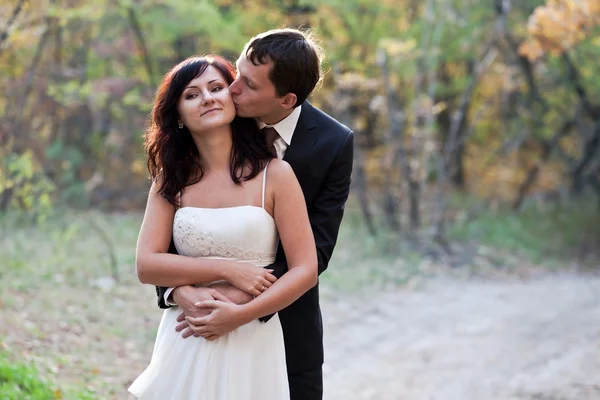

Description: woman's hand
[185,300,249,341]
[223,262,277,297]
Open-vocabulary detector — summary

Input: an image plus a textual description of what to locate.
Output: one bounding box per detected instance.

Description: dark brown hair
[145,55,272,206]
[243,28,324,107]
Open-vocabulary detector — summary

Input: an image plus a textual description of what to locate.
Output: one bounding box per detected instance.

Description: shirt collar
[256,105,302,146]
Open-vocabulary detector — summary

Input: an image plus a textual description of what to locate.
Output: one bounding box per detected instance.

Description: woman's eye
[185,93,197,99]
[212,86,223,92]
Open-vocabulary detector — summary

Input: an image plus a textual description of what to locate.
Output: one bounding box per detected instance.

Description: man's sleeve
[155,239,179,309]
[259,130,354,322]
[310,130,354,275]
[156,286,174,309]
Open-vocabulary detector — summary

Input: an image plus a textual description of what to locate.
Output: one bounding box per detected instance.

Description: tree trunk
[513,120,575,209]
[378,47,403,232]
[354,144,377,236]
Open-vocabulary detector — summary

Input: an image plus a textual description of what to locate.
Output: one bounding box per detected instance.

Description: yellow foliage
[130,159,146,175]
[519,0,600,60]
[378,38,417,57]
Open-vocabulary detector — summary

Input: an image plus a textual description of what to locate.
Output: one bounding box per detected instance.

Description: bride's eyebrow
[183,78,225,91]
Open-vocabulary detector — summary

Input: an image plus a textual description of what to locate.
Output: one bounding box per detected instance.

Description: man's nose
[230,79,241,95]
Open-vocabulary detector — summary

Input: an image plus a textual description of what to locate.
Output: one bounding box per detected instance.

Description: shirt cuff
[164,287,178,306]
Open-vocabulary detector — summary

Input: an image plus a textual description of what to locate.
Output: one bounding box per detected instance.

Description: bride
[128,55,317,399]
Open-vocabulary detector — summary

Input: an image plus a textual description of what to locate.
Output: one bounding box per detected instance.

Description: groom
[157,28,354,400]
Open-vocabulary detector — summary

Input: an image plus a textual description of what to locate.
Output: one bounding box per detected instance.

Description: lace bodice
[173,205,278,266]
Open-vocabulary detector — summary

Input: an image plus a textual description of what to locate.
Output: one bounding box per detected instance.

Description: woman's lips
[202,108,221,116]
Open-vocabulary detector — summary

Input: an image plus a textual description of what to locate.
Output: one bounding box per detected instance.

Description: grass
[321,207,433,291]
[447,195,600,267]
[0,351,94,399]
[0,210,141,286]
[0,210,152,399]
[0,352,57,399]
[324,195,600,291]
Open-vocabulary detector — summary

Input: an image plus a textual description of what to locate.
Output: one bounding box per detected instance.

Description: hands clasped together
[173,263,277,341]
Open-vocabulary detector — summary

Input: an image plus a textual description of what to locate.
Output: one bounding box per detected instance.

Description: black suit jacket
[156,101,354,374]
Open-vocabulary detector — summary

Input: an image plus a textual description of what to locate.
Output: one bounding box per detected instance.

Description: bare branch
[498,0,547,112]
[512,119,575,210]
[0,0,27,52]
[562,51,600,119]
[15,12,53,128]
[126,6,155,88]
[571,123,600,194]
[89,217,120,281]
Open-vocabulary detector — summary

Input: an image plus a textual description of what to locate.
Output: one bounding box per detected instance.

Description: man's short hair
[243,28,324,107]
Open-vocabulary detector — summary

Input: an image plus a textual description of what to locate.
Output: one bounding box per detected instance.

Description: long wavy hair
[145,55,272,207]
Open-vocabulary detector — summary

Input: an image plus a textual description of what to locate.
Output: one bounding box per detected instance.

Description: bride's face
[177,65,236,134]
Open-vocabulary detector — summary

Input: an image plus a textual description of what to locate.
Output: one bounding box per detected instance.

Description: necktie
[262,126,280,158]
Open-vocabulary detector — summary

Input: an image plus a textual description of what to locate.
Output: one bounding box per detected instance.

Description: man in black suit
[156,28,354,400]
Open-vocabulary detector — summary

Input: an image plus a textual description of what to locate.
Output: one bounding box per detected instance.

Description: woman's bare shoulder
[266,158,296,182]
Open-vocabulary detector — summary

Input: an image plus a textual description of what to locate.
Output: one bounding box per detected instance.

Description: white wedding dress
[129,164,290,400]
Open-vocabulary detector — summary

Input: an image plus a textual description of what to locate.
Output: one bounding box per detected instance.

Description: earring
[178,122,183,129]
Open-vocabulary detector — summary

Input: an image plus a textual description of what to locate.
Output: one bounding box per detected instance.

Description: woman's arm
[234,159,318,321]
[136,181,275,294]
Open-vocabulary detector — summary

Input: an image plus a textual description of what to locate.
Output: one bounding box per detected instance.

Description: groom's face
[230,56,285,121]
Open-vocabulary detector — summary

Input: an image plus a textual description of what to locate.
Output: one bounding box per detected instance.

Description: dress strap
[261,160,271,209]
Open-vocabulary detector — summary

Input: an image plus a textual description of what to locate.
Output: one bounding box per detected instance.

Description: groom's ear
[279,93,298,110]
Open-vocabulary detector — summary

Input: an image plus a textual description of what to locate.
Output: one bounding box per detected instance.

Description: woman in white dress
[128,55,317,399]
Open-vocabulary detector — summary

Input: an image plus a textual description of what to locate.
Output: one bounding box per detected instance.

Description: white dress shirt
[163,105,302,306]
[256,104,301,159]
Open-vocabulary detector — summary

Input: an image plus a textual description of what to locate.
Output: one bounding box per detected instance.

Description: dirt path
[321,274,600,400]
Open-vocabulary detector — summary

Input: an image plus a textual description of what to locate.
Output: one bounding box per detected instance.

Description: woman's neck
[190,125,233,173]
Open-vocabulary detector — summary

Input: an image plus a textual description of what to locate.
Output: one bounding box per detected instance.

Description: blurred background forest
[1,0,600,252]
[1,0,600,399]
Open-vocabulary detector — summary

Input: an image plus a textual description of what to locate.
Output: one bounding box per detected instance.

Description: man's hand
[172,286,233,338]
[184,300,249,341]
[208,282,254,305]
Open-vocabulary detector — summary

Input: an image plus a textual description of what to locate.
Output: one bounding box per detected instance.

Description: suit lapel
[283,102,318,172]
